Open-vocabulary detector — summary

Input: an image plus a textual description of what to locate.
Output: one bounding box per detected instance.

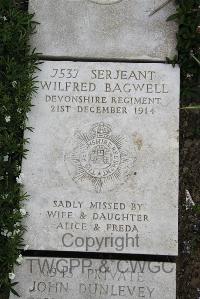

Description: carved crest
[65,122,135,193]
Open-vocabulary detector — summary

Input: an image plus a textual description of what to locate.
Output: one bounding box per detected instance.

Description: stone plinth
[29,0,177,60]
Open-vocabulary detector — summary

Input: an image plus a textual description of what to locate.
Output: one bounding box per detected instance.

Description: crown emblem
[90,122,111,139]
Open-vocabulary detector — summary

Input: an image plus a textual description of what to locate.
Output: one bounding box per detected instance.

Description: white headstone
[10,257,176,299]
[29,0,177,60]
[22,61,179,255]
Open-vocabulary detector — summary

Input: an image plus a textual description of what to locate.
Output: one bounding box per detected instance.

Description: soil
[177,109,200,299]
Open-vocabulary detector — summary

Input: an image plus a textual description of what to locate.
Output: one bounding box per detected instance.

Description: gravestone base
[29,0,177,61]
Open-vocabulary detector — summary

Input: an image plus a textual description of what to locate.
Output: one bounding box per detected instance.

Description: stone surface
[29,0,177,60]
[10,257,176,299]
[22,61,179,255]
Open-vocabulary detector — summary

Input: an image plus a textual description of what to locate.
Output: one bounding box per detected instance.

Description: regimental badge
[65,123,135,193]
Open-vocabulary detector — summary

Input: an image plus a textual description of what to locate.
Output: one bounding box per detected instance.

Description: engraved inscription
[65,123,135,193]
[10,258,176,299]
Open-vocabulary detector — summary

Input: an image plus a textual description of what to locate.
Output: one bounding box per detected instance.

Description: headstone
[29,0,177,60]
[22,60,179,255]
[10,257,176,299]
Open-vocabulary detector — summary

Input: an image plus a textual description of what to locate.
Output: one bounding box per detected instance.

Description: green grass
[0,0,39,295]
